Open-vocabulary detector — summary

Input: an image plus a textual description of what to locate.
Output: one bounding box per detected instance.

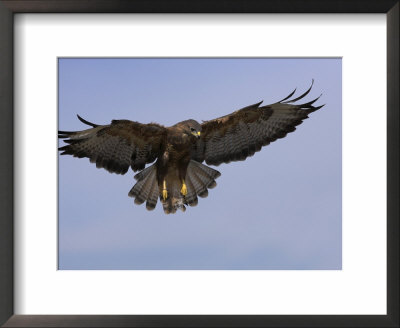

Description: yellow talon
[162,189,168,201]
[162,180,168,201]
[181,180,187,196]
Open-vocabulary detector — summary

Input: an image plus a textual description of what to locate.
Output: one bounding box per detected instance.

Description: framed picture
[0,1,398,327]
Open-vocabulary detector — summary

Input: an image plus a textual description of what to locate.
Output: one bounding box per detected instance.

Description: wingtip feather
[77,114,99,128]
[283,80,314,104]
[276,87,297,103]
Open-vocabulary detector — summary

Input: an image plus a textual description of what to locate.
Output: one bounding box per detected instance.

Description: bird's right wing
[58,116,167,174]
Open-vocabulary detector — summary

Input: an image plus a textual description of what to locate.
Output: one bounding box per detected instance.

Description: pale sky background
[58,58,341,270]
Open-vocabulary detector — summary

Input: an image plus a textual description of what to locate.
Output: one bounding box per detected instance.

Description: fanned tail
[186,160,220,202]
[128,161,221,214]
[128,164,158,210]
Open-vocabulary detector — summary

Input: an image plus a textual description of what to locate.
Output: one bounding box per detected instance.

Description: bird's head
[176,119,202,139]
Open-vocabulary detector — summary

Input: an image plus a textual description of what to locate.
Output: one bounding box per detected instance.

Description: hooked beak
[192,131,201,139]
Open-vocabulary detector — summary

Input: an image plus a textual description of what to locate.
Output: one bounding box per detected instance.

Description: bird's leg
[180,179,187,196]
[162,180,168,201]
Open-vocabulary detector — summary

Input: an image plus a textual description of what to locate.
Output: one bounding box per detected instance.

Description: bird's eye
[190,127,196,132]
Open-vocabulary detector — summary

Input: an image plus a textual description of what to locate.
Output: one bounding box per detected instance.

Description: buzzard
[58,81,323,214]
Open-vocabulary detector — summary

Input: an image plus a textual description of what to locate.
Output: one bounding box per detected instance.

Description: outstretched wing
[191,81,324,166]
[58,116,166,174]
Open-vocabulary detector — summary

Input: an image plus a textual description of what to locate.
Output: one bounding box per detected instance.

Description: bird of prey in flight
[58,81,323,214]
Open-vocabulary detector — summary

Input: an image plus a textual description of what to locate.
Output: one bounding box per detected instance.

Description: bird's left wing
[191,82,324,166]
[59,116,166,174]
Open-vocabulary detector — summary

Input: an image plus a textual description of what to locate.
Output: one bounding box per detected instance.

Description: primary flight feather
[58,81,324,214]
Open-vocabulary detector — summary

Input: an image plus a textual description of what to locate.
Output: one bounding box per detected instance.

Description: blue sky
[58,58,341,270]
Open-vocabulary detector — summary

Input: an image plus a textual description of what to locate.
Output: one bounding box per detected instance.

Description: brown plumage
[58,81,323,214]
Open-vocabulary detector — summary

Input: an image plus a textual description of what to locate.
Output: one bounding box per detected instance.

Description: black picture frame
[0,1,398,327]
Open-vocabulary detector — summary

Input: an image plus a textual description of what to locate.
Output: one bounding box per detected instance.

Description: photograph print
[58,58,342,270]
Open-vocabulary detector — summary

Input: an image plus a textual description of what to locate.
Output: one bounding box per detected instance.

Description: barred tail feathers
[128,163,158,210]
[128,161,221,214]
[186,160,220,199]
